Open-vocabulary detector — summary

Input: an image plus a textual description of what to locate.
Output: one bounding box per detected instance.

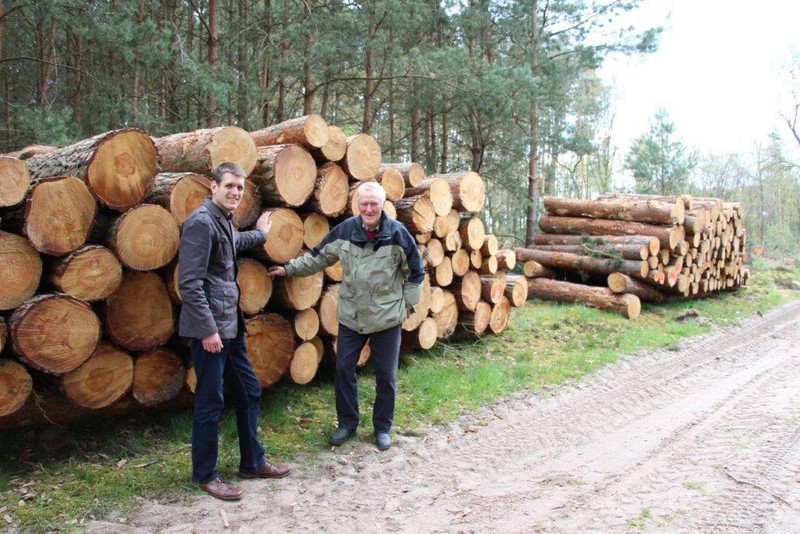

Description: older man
[179,162,291,501]
[268,181,424,451]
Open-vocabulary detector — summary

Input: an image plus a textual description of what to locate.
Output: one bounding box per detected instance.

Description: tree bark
[606,272,666,303]
[526,278,641,319]
[154,126,257,176]
[542,195,684,225]
[251,114,329,150]
[515,248,649,279]
[533,233,661,256]
[538,216,680,250]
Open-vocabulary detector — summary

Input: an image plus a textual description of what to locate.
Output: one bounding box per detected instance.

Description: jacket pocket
[369,292,404,330]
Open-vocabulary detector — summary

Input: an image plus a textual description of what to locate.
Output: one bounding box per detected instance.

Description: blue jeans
[335,324,402,434]
[190,332,266,483]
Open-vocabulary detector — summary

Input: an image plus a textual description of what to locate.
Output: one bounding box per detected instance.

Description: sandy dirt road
[90,299,800,533]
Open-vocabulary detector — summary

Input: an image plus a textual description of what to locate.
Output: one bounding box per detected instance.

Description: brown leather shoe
[238,461,292,479]
[191,477,243,501]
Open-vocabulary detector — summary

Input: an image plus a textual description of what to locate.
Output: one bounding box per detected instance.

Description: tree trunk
[6,175,97,256]
[310,125,347,163]
[504,274,528,307]
[303,162,349,218]
[101,204,179,271]
[425,238,444,268]
[237,258,272,315]
[0,230,43,311]
[515,248,649,279]
[244,313,295,387]
[289,341,319,385]
[301,212,330,249]
[480,275,505,305]
[454,300,491,338]
[481,234,498,257]
[542,195,684,225]
[450,249,471,277]
[526,278,641,319]
[533,233,661,256]
[531,243,649,261]
[9,293,101,374]
[522,260,555,279]
[403,177,453,217]
[154,126,257,176]
[607,272,666,303]
[538,216,680,250]
[401,317,438,351]
[382,162,425,188]
[250,114,329,149]
[61,342,133,409]
[143,172,211,226]
[25,129,157,211]
[488,296,511,334]
[451,270,481,311]
[249,145,317,207]
[393,195,436,234]
[433,255,453,287]
[432,290,458,340]
[0,359,33,417]
[253,208,304,263]
[436,171,486,213]
[459,217,486,251]
[434,209,460,238]
[376,166,406,202]
[104,271,175,351]
[133,348,185,407]
[270,271,324,311]
[317,283,339,336]
[478,255,498,275]
[0,156,30,207]
[45,245,122,302]
[289,308,319,341]
[495,249,516,270]
[341,134,382,180]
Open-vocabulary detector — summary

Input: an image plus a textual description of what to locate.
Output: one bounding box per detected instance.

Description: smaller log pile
[515,193,750,319]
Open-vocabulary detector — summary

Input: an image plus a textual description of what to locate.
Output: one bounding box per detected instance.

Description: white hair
[356,181,386,204]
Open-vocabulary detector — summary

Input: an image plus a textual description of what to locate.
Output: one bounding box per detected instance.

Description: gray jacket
[178,197,265,339]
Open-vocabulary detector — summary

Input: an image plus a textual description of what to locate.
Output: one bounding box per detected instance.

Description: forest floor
[87,299,800,533]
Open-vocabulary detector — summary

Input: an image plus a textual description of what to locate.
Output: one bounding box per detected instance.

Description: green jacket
[285,213,424,334]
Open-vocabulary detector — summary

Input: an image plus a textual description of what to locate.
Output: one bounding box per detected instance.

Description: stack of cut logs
[514,194,749,319]
[0,114,518,430]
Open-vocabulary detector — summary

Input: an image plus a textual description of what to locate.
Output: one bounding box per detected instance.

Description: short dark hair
[211,162,246,184]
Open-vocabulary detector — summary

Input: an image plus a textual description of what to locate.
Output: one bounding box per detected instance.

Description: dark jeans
[190,332,266,483]
[335,324,402,434]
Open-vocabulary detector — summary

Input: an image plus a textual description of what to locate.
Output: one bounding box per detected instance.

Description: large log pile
[515,193,749,317]
[0,115,509,430]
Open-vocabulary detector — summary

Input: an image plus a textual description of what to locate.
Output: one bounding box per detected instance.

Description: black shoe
[375,432,391,451]
[328,427,357,445]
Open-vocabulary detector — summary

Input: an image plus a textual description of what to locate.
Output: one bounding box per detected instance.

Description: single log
[45,245,122,302]
[394,195,435,234]
[526,278,641,319]
[289,341,320,385]
[341,134,382,180]
[383,200,397,220]
[10,175,97,255]
[0,230,43,311]
[434,209,461,238]
[318,283,340,336]
[451,270,482,311]
[429,286,445,314]
[432,290,458,340]
[104,204,180,271]
[303,162,349,217]
[255,208,304,263]
[444,230,463,252]
[250,145,317,207]
[455,300,492,338]
[0,156,30,207]
[244,313,295,387]
[403,177,453,217]
[479,255,498,275]
[433,255,453,287]
[324,260,343,283]
[495,249,516,270]
[250,114,329,150]
[104,270,175,351]
[534,233,661,256]
[377,166,406,201]
[238,258,272,315]
[538,216,679,250]
[9,293,101,374]
[163,260,182,305]
[522,260,555,279]
[532,242,648,261]
[143,172,211,226]
[542,195,684,225]
[470,249,483,270]
[481,234,499,257]
[437,171,486,213]
[504,274,528,307]
[311,125,347,163]
[402,275,433,331]
[155,126,257,176]
[0,359,33,417]
[598,192,694,211]
[489,297,512,334]
[480,275,506,305]
[270,270,324,311]
[459,217,486,251]
[515,248,649,279]
[290,308,320,341]
[426,238,445,267]
[302,212,330,249]
[231,177,262,229]
[25,129,157,211]
[380,162,424,188]
[401,317,438,351]
[607,272,666,303]
[450,249,471,277]
[308,336,325,364]
[133,348,186,407]
[61,342,133,410]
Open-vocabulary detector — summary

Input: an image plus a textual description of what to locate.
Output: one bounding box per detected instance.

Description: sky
[599,0,800,156]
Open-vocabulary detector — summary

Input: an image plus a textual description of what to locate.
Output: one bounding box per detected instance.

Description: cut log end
[87,130,158,210]
[0,359,34,417]
[63,342,134,409]
[0,156,31,207]
[0,230,43,311]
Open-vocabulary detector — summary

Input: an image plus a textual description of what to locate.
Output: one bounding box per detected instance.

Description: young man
[268,181,424,451]
[179,162,291,501]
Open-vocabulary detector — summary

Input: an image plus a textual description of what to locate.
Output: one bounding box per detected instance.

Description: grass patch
[1,259,799,532]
